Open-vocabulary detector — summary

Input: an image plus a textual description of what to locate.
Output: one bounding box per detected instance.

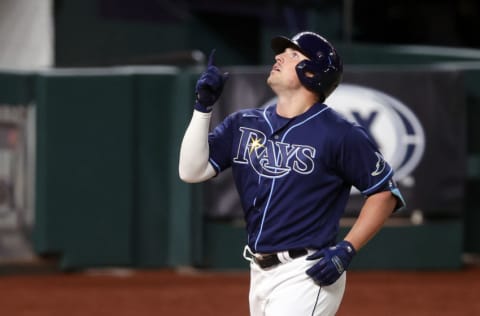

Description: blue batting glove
[306,240,356,286]
[194,49,229,113]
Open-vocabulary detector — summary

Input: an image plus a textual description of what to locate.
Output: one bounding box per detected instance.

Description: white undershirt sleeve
[178,110,217,183]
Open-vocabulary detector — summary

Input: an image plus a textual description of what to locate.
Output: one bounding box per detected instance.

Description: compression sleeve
[178,110,217,183]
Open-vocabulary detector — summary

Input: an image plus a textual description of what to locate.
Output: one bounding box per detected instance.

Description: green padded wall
[464,68,480,253]
[34,71,136,268]
[32,66,198,269]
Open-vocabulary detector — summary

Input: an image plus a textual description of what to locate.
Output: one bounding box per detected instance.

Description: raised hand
[194,49,229,113]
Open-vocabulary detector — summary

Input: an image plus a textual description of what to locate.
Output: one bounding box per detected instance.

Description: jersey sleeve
[337,124,406,211]
[207,113,236,174]
[338,125,393,195]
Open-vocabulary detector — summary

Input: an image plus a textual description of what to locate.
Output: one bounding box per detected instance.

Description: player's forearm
[178,110,216,183]
[343,191,397,251]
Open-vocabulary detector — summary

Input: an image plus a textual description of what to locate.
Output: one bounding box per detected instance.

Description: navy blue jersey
[208,103,397,253]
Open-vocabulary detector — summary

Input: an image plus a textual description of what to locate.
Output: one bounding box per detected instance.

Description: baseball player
[179,31,405,316]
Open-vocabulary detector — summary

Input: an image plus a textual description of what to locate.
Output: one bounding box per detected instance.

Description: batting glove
[306,240,356,286]
[194,49,229,113]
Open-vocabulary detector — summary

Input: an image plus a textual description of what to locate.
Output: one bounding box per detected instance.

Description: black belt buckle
[254,249,308,269]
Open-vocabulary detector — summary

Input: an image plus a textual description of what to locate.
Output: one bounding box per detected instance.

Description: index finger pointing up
[208,49,216,67]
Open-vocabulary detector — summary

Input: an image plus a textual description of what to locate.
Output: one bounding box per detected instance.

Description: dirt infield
[1,265,479,316]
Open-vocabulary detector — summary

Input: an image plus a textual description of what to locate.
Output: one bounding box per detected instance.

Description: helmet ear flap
[296,60,326,100]
[296,59,342,102]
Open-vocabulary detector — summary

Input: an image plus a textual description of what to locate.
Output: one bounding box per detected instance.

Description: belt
[244,247,308,269]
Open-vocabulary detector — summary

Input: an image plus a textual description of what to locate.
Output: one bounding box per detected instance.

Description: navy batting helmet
[271,31,343,101]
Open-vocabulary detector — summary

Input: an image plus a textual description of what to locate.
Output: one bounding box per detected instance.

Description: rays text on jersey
[233,127,316,178]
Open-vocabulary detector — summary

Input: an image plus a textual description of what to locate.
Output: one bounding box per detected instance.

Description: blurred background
[0,0,479,272]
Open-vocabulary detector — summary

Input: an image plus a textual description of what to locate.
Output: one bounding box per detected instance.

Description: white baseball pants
[245,248,346,316]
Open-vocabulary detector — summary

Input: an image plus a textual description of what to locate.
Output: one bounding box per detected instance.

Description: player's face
[267,48,308,93]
